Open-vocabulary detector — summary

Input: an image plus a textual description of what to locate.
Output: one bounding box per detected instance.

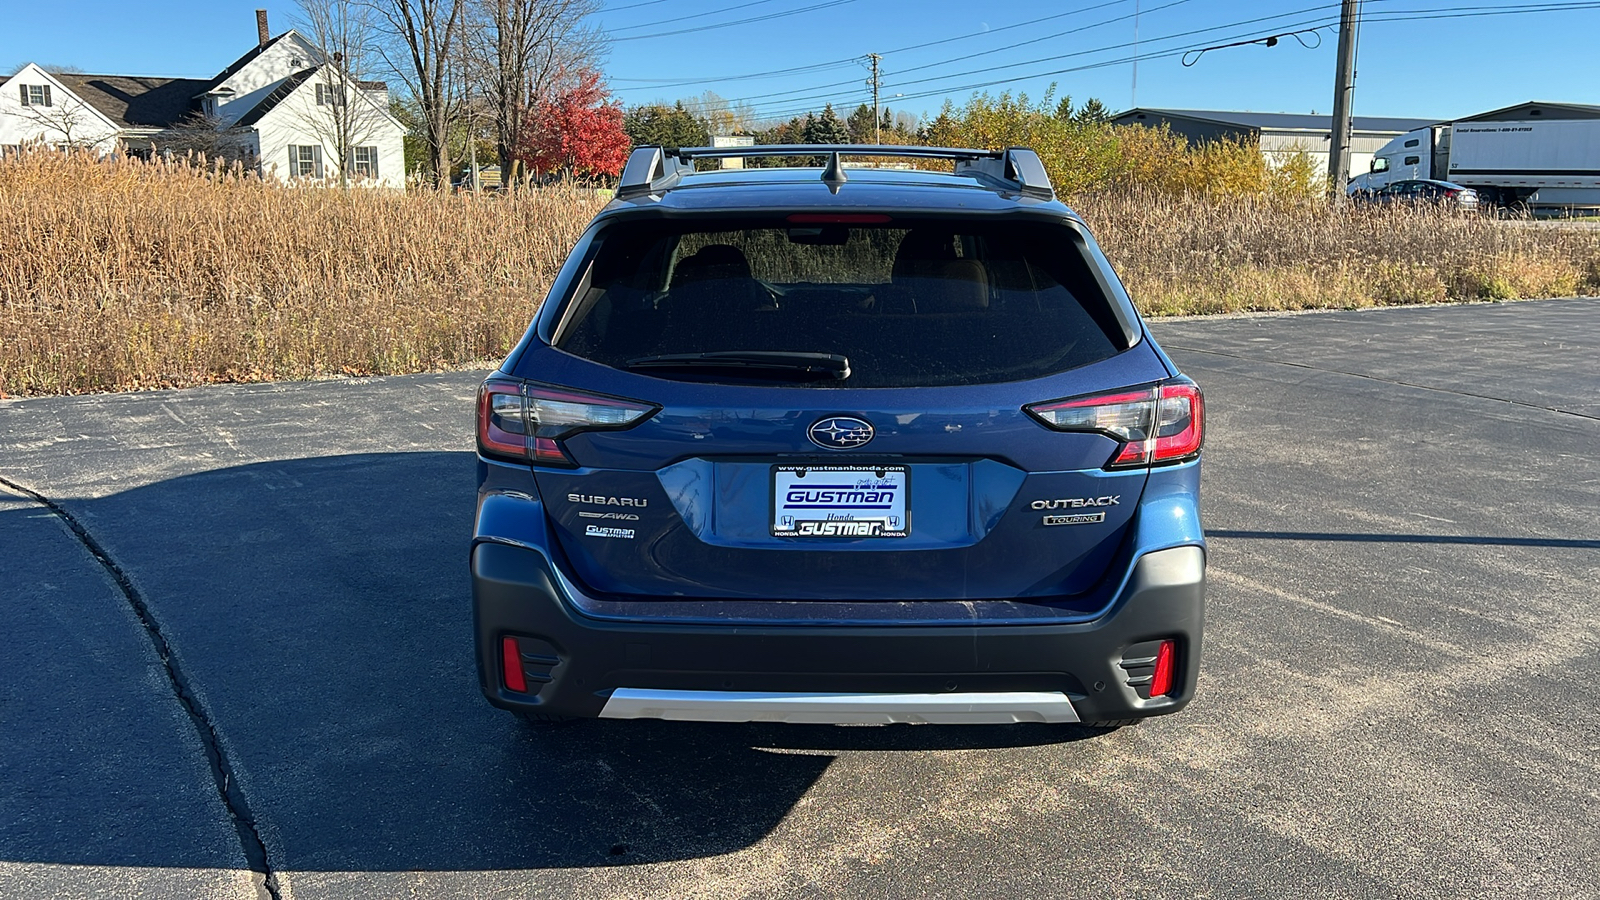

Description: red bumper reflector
[1150,639,1176,697]
[501,637,528,693]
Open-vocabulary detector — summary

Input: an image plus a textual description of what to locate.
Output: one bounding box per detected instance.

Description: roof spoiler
[615,145,1055,201]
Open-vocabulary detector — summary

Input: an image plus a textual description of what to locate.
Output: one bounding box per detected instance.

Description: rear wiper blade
[625,351,850,381]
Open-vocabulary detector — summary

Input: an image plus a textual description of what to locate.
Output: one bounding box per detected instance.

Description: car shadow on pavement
[0,452,1100,874]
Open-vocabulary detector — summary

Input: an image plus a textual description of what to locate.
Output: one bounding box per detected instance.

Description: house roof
[197,32,293,94]
[50,73,210,129]
[1453,101,1600,122]
[1114,108,1442,135]
[231,69,316,128]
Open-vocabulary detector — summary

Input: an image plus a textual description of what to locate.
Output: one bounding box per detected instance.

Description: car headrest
[672,244,754,287]
[914,260,990,312]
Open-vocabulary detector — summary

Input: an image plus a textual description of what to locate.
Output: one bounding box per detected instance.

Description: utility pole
[1328,0,1360,200]
[1132,0,1139,109]
[867,53,882,144]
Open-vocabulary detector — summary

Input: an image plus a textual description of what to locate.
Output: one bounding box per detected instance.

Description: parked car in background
[1356,178,1480,211]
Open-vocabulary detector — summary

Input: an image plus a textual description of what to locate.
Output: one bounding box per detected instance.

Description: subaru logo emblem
[808,416,875,450]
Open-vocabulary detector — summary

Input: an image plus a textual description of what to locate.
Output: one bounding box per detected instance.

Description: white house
[0,13,405,187]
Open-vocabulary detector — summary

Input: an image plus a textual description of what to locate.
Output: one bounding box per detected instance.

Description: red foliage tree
[514,69,631,182]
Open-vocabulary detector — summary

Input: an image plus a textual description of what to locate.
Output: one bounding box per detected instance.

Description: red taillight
[478,380,528,460]
[1152,381,1204,462]
[1445,189,1460,198]
[501,636,527,693]
[1149,639,1176,697]
[1025,378,1204,469]
[476,379,658,466]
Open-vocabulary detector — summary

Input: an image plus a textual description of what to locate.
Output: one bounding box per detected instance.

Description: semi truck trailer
[1348,118,1600,211]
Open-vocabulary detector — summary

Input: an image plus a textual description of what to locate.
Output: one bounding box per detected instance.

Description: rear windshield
[552,218,1127,388]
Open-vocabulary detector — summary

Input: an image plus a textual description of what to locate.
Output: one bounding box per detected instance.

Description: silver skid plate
[598,689,1080,725]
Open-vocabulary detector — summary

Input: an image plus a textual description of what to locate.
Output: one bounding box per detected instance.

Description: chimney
[256,10,270,48]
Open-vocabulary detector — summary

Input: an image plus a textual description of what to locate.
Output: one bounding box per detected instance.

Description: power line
[609,0,1133,92]
[725,2,1345,115]
[607,0,789,34]
[733,0,1600,119]
[637,0,1209,108]
[609,0,861,43]
[881,1,1600,107]
[598,0,677,11]
[610,0,1600,124]
[739,0,1600,122]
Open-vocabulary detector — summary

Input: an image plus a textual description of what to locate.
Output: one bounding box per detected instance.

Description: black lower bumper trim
[471,542,1204,723]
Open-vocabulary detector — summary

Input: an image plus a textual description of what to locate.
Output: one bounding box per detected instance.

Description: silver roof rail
[615,144,1055,200]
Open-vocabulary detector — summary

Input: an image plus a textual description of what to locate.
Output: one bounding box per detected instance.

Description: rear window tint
[553,218,1127,387]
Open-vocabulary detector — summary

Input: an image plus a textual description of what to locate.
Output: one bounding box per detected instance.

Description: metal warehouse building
[1111,108,1441,176]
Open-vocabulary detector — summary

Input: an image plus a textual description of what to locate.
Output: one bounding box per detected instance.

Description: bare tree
[461,0,604,181]
[154,114,253,163]
[681,91,755,137]
[17,100,101,150]
[295,0,392,185]
[369,0,465,187]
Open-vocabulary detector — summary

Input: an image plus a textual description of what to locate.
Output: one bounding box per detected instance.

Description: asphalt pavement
[1,298,1595,900]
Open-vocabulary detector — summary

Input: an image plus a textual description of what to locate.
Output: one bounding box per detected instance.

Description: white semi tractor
[1348,118,1600,211]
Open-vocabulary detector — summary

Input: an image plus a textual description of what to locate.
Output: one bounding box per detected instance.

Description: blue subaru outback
[472,145,1204,727]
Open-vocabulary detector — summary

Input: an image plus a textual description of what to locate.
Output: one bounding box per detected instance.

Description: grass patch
[1075,189,1600,317]
[3,153,1598,396]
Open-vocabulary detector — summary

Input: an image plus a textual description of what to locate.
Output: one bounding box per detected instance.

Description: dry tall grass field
[1,153,603,396]
[3,152,1598,395]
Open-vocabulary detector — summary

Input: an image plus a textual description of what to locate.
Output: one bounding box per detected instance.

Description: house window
[289,144,323,178]
[315,83,346,106]
[351,146,379,179]
[19,84,53,107]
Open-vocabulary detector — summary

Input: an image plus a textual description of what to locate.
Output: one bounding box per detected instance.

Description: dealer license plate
[772,465,909,538]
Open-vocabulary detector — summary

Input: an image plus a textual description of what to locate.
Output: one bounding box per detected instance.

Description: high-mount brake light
[476,379,657,467]
[786,213,893,224]
[1024,378,1204,469]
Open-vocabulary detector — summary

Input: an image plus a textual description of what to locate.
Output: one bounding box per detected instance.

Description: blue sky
[4,1,1597,125]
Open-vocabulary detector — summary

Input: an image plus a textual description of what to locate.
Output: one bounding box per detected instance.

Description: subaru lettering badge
[808,416,875,450]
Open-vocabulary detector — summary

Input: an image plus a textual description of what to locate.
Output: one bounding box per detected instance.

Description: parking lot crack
[0,473,282,900]
[1162,344,1600,422]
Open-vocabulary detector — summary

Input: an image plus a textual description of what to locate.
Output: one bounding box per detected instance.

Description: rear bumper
[472,541,1205,724]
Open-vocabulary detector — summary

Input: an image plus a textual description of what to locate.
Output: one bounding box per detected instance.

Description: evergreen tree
[803,104,850,144]
[846,103,877,143]
[1073,98,1113,125]
[623,101,711,152]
